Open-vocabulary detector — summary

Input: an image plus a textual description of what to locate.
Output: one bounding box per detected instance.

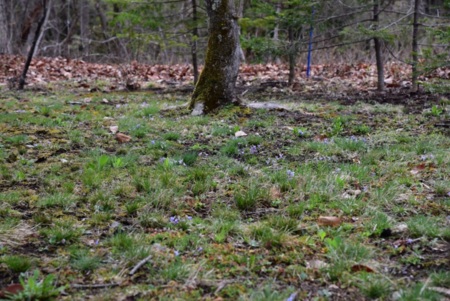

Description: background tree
[189,0,242,115]
[0,0,11,54]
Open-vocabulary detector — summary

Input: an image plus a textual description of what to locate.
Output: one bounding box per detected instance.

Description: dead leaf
[269,186,282,200]
[235,130,247,137]
[109,126,119,134]
[392,223,408,234]
[318,216,342,227]
[306,259,328,269]
[428,287,450,297]
[115,133,132,143]
[351,264,376,273]
[0,283,23,298]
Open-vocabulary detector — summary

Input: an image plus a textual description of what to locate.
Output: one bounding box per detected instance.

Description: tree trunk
[288,25,295,85]
[189,0,241,115]
[373,0,385,91]
[18,0,48,90]
[0,0,11,54]
[79,0,90,58]
[411,0,420,92]
[191,0,199,84]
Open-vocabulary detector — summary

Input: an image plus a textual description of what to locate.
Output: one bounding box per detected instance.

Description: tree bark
[79,0,90,58]
[189,0,241,115]
[288,25,295,85]
[0,0,11,54]
[373,0,385,91]
[411,0,420,92]
[191,0,199,84]
[18,0,48,90]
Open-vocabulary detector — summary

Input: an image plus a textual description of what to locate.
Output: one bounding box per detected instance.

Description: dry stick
[129,254,152,275]
[71,283,119,289]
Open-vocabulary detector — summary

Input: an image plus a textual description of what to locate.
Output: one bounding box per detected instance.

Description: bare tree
[189,0,242,115]
[411,0,420,92]
[0,0,11,54]
[79,0,90,57]
[18,0,50,89]
[373,0,385,91]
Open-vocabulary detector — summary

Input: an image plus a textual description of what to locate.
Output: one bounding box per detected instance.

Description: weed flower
[287,170,295,179]
[169,216,179,224]
[249,145,258,154]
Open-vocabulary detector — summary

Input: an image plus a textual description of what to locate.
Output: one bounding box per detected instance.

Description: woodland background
[0,0,448,89]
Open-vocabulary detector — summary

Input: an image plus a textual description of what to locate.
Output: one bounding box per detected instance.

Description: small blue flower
[249,145,258,154]
[287,170,295,179]
[169,216,179,224]
[186,216,192,220]
[174,250,180,256]
[151,140,155,144]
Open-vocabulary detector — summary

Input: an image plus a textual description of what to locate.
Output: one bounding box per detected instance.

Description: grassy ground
[0,85,449,300]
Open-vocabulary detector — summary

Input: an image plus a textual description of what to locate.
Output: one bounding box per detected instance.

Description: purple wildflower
[174,250,180,256]
[287,170,295,179]
[169,216,179,224]
[249,145,258,154]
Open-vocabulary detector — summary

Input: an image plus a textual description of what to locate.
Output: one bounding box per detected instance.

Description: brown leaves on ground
[115,133,132,143]
[318,216,342,227]
[0,55,448,93]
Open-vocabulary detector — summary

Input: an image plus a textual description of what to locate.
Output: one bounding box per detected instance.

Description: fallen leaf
[306,259,328,269]
[351,264,376,273]
[392,223,408,234]
[109,126,119,134]
[318,216,342,227]
[269,186,282,200]
[428,287,450,297]
[115,133,132,143]
[0,283,23,298]
[235,130,247,137]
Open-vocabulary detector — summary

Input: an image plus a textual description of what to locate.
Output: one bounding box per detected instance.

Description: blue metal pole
[306,7,315,78]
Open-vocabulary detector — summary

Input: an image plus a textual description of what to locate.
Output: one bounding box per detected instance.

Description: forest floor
[0,57,450,300]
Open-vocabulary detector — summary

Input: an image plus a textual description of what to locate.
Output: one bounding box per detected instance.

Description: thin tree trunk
[373,0,385,91]
[33,0,52,57]
[189,0,241,115]
[288,26,295,85]
[18,0,48,89]
[411,0,420,92]
[0,0,11,54]
[79,0,90,58]
[273,2,281,64]
[191,0,199,84]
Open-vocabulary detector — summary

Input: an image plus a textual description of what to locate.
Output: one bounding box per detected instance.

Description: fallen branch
[71,283,119,289]
[129,254,152,275]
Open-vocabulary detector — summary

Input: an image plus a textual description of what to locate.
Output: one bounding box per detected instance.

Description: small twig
[71,283,119,289]
[129,254,152,275]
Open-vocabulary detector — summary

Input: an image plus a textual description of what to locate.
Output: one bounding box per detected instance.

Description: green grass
[0,88,448,300]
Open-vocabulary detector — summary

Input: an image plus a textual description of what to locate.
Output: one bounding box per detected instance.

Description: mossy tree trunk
[190,0,241,115]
